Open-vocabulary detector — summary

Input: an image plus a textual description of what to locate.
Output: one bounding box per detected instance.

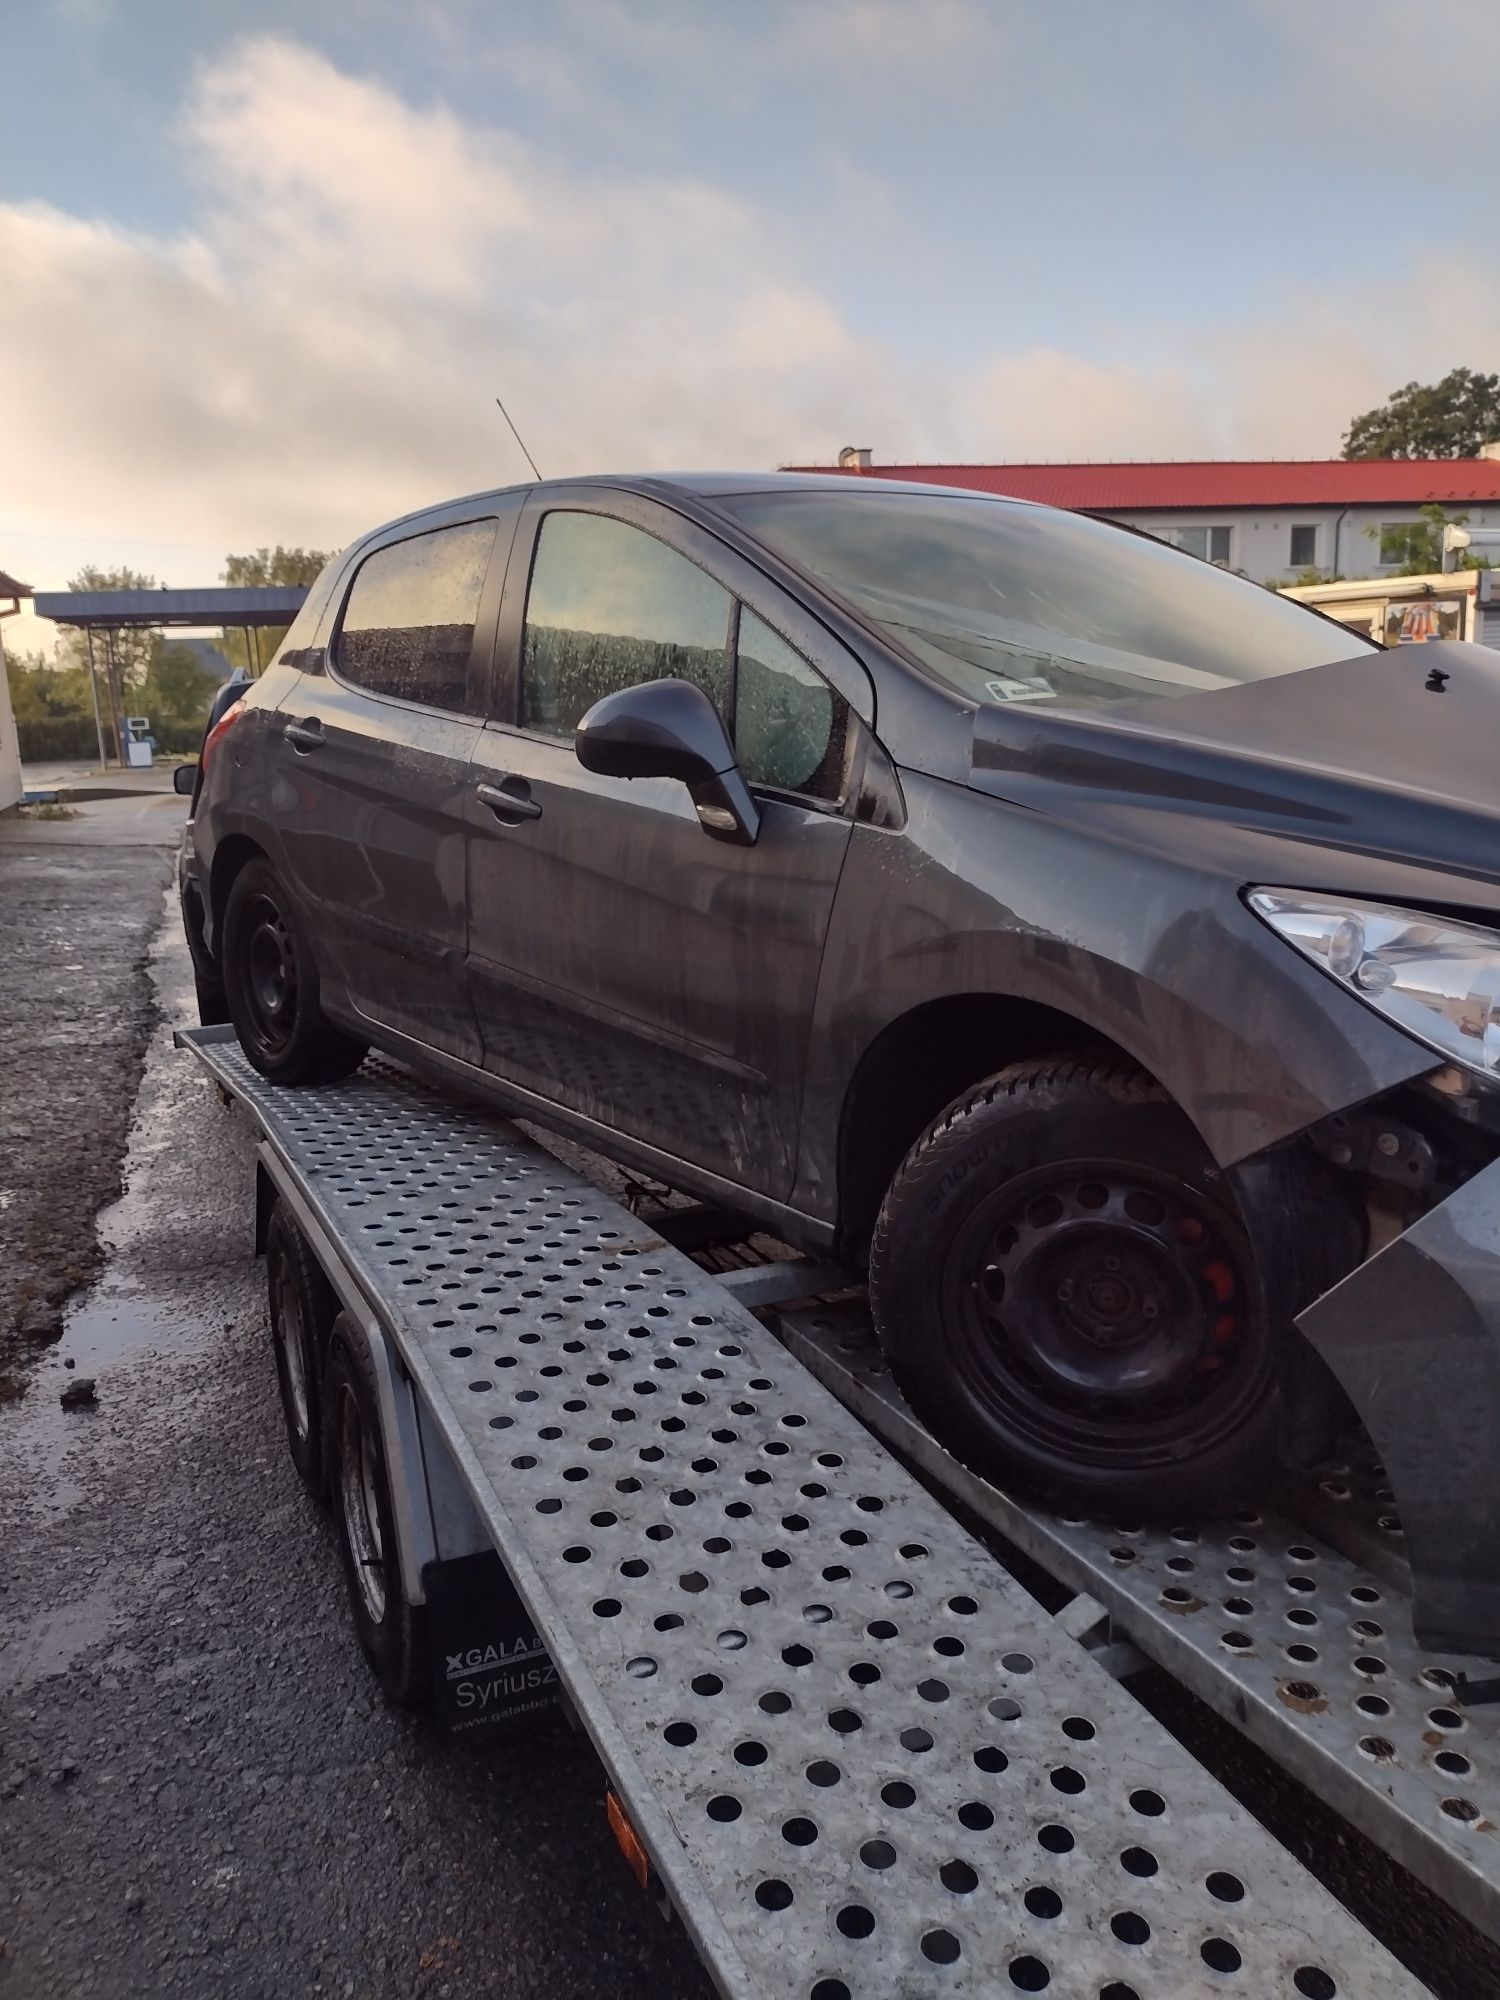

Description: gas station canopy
[31,585,307,630]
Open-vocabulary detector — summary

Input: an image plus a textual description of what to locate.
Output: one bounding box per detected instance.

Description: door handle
[282,718,325,753]
[476,777,542,823]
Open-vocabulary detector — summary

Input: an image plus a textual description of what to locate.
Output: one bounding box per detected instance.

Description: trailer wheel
[264,1201,337,1501]
[324,1319,430,1706]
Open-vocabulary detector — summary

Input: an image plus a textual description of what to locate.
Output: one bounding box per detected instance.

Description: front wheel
[222,857,367,1084]
[870,1055,1325,1520]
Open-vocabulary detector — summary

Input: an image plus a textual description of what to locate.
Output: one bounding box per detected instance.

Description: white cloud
[2,38,903,557]
[5,26,1500,663]
[780,0,985,68]
[50,0,116,24]
[1254,0,1500,127]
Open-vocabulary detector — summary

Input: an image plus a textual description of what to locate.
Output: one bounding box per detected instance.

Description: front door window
[520,511,732,735]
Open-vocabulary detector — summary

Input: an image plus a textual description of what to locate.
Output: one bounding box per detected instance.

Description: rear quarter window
[335,520,497,713]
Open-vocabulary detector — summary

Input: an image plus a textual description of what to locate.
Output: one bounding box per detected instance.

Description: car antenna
[494,395,544,482]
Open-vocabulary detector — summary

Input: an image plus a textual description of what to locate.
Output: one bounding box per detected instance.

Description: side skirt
[320,991,841,1258]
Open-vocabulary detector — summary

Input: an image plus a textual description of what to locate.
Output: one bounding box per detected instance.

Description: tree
[222,546,329,588]
[219,545,330,674]
[64,565,161,758]
[5,646,106,761]
[139,639,218,728]
[1343,368,1500,460]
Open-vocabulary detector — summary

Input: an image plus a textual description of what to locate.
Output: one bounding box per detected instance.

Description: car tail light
[200,698,246,775]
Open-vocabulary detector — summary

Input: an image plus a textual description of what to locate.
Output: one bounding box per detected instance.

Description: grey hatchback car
[180,472,1500,1655]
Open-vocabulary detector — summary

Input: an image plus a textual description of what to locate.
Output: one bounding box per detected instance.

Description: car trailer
[176,1023,1492,1999]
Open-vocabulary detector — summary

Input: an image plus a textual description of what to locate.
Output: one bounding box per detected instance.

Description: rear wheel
[222,857,367,1084]
[869,1054,1335,1519]
[324,1320,430,1705]
[180,884,229,1026]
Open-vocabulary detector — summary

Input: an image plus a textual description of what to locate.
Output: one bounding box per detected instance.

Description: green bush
[17,714,205,763]
[17,715,100,762]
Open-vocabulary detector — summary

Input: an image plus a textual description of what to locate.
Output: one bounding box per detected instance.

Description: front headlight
[1248,890,1500,1081]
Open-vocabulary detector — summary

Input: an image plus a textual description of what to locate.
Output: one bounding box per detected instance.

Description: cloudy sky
[5,0,1499,656]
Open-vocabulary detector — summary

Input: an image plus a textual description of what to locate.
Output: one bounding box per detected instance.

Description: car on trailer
[175,471,1500,1655]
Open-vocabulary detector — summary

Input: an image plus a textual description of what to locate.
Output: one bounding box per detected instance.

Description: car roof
[372,469,1035,541]
[629,471,1036,505]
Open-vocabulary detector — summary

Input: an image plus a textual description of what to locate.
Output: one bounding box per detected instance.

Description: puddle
[0,887,253,1520]
[0,1577,130,1694]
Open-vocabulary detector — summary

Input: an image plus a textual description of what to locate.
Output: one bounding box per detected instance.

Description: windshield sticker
[984,674,1054,704]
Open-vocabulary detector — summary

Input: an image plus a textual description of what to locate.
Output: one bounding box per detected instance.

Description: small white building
[0,568,29,814]
[791,449,1500,588]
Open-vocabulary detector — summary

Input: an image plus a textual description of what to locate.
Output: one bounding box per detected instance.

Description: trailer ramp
[781,1299,1500,1958]
[178,1028,1423,1999]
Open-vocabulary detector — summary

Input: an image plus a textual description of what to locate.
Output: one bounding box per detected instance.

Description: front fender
[796,772,1434,1219]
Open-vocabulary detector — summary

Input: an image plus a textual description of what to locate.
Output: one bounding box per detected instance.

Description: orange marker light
[606,1790,650,1892]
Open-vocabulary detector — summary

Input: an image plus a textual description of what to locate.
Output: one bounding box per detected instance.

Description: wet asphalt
[0,795,179,1385]
[0,819,712,2000]
[1,798,1497,1998]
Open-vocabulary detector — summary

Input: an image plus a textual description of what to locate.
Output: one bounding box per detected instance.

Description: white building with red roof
[787,449,1500,587]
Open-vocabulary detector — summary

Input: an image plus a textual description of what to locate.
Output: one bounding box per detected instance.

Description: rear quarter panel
[194,663,311,951]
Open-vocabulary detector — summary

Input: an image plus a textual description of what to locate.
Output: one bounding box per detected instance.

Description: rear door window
[336,520,496,712]
[520,511,731,736]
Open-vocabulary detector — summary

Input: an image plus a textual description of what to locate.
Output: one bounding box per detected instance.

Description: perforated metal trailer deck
[177,1024,1433,1999]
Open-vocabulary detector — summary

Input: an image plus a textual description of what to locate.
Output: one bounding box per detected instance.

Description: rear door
[464,489,870,1198]
[271,507,515,1063]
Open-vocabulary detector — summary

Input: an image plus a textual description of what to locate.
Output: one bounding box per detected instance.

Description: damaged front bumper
[1299,1153,1500,1658]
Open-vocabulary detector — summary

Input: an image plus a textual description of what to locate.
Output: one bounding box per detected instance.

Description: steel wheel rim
[240,892,298,1055]
[942,1159,1265,1472]
[339,1387,387,1624]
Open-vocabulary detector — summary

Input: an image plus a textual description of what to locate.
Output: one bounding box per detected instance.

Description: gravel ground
[0,893,713,2000]
[0,797,181,1390]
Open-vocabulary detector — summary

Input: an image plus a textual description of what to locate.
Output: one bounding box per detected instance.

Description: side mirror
[575,678,759,846]
[173,762,199,796]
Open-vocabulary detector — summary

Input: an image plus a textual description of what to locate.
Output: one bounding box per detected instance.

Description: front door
[465,498,864,1200]
[271,514,502,1063]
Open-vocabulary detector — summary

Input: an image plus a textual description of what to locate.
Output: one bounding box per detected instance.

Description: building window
[1289,524,1317,568]
[1378,523,1413,567]
[1172,525,1232,565]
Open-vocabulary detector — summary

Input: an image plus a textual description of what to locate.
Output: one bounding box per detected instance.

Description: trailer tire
[324,1319,430,1707]
[264,1201,337,1502]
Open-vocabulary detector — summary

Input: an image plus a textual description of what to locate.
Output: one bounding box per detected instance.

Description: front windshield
[723,488,1377,709]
